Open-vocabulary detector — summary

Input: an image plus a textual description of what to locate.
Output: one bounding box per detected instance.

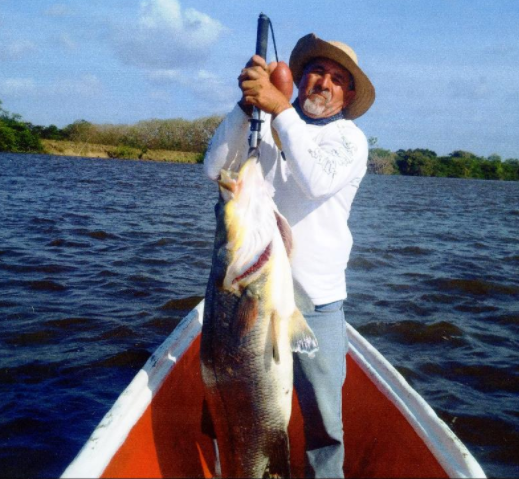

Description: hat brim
[289,33,375,120]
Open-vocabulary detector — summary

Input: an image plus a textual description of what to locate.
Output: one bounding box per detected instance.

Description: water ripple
[1,155,518,478]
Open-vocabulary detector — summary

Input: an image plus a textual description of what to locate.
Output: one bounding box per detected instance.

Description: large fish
[200,154,318,478]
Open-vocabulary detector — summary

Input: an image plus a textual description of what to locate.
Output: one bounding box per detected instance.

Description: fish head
[217,156,267,201]
[217,156,278,293]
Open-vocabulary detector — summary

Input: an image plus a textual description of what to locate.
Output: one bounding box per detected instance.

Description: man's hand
[238,55,292,118]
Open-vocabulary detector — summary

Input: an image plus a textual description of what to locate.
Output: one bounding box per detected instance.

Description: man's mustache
[307,88,331,102]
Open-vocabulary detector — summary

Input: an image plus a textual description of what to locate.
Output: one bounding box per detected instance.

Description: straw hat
[289,33,375,120]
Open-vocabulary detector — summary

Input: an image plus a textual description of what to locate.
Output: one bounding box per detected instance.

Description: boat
[62,301,486,478]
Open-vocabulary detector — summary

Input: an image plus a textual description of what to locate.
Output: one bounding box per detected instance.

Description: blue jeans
[293,300,348,478]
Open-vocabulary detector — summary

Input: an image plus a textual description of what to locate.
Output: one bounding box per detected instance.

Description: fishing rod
[248,13,292,155]
[248,13,270,151]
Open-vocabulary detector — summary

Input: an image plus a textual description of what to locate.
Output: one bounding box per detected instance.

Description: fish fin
[232,288,259,339]
[266,431,291,478]
[293,278,315,315]
[271,311,281,364]
[274,210,293,257]
[289,309,319,356]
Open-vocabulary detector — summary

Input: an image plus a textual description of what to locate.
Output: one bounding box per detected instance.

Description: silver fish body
[200,156,317,478]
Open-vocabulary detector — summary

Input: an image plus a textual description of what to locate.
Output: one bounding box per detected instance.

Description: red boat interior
[101,335,448,478]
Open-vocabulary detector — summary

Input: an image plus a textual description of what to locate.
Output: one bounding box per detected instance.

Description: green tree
[449,150,479,160]
[448,157,472,178]
[368,136,378,148]
[395,149,437,176]
[480,157,503,180]
[0,126,17,151]
[502,159,519,181]
[468,158,485,179]
[16,128,42,151]
[441,151,483,179]
[63,119,95,142]
[0,99,43,153]
[41,124,66,140]
[368,147,397,175]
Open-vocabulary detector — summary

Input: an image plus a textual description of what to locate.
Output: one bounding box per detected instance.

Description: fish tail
[266,431,291,478]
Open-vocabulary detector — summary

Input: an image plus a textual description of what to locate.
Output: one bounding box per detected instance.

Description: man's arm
[203,104,251,180]
[238,55,367,197]
[272,109,368,199]
[204,55,292,180]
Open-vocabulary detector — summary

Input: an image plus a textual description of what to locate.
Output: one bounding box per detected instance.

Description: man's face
[298,57,356,118]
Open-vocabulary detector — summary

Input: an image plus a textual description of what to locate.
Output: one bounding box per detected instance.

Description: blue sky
[1,0,518,158]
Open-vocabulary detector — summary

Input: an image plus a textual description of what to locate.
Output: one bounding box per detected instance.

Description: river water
[0,153,517,478]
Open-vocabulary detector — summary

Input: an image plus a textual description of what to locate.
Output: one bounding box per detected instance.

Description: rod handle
[255,13,270,59]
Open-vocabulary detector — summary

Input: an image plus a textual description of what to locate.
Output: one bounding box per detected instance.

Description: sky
[1,0,518,158]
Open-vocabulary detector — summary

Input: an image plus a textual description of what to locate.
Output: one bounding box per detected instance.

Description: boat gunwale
[61,302,204,479]
[61,300,486,479]
[346,323,486,479]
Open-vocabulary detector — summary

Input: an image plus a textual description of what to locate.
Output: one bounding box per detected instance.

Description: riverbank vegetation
[41,140,203,163]
[0,100,219,162]
[368,139,519,181]
[28,116,220,163]
[1,100,518,180]
[0,101,43,153]
[53,116,222,155]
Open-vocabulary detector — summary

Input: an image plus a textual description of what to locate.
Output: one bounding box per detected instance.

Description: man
[204,33,375,478]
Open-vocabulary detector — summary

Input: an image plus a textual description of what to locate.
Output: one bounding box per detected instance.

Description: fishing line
[268,18,279,63]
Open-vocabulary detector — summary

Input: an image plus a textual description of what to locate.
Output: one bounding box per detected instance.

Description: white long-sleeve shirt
[204,104,368,305]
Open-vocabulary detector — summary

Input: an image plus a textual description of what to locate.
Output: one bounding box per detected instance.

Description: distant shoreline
[5,139,516,182]
[41,139,203,164]
[2,103,517,180]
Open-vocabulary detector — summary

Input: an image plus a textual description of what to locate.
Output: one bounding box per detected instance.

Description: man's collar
[293,100,345,125]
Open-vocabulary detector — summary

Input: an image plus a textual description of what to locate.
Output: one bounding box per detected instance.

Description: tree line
[1,99,518,181]
[55,116,223,154]
[0,99,223,156]
[368,140,519,181]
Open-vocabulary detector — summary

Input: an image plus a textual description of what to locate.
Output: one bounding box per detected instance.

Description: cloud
[44,3,74,17]
[113,0,225,69]
[447,76,491,101]
[148,69,181,83]
[148,68,236,112]
[50,74,102,97]
[53,33,77,51]
[0,78,37,97]
[0,40,37,61]
[482,42,518,57]
[191,70,235,103]
[0,75,102,101]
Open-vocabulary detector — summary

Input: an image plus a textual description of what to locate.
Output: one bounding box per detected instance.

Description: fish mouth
[218,170,239,194]
[231,242,272,285]
[218,157,262,194]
